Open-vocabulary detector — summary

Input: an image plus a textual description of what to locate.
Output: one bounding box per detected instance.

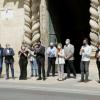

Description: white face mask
[66,41,69,45]
[65,39,70,45]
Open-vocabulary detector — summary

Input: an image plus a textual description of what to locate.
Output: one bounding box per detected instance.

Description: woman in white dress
[55,43,65,81]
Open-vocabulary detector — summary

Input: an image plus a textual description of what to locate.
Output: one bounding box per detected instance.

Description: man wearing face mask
[80,38,92,82]
[46,42,56,77]
[64,39,76,79]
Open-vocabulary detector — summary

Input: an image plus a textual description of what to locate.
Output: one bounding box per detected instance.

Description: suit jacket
[3,48,15,63]
[64,44,74,60]
[35,45,45,60]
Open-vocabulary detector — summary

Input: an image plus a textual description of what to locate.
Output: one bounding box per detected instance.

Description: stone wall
[0,0,24,65]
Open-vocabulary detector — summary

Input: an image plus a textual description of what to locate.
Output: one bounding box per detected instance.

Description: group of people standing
[47,39,76,81]
[0,38,100,83]
[18,41,45,80]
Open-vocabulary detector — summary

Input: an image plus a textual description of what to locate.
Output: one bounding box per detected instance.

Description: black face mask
[83,43,86,46]
[50,46,53,48]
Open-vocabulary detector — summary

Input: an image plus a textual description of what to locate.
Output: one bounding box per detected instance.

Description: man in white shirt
[46,42,57,77]
[80,38,92,82]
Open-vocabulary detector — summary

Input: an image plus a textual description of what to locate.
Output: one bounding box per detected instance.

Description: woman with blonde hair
[55,43,65,81]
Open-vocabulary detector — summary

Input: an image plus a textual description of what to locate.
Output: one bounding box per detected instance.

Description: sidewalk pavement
[0,59,100,91]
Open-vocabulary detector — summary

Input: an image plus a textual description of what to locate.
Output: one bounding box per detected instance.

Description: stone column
[23,0,32,47]
[23,0,41,47]
[40,0,49,70]
[31,0,41,45]
[89,0,99,46]
[40,0,49,47]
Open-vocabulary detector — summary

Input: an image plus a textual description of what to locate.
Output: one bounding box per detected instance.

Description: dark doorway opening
[47,0,90,73]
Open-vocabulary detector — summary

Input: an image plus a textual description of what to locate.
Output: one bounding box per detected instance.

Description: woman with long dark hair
[18,45,29,80]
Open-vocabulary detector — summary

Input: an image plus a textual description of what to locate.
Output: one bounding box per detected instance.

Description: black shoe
[52,74,55,77]
[64,76,69,80]
[43,78,46,81]
[66,76,71,79]
[73,76,76,79]
[57,78,60,81]
[84,79,90,83]
[47,74,49,77]
[19,78,22,80]
[37,77,42,80]
[79,79,84,82]
[98,80,100,83]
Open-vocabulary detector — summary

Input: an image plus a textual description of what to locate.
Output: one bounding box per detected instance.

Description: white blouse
[55,49,65,64]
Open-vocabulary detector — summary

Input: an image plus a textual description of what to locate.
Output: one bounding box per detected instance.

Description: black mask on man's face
[83,41,87,46]
[50,46,53,48]
[83,43,86,46]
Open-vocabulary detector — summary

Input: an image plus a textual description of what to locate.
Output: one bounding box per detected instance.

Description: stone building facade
[0,0,100,66]
[0,0,49,64]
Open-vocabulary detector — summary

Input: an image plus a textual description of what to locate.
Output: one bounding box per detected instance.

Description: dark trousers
[37,58,45,78]
[96,61,100,80]
[5,62,14,78]
[80,61,90,81]
[0,58,3,75]
[19,60,28,80]
[47,57,56,76]
[65,60,76,77]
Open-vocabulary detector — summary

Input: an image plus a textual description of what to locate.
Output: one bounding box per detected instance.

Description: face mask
[66,42,69,45]
[50,46,53,48]
[83,42,87,46]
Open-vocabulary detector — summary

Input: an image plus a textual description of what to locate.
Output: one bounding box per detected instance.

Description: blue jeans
[80,61,90,81]
[30,59,38,76]
[0,58,3,75]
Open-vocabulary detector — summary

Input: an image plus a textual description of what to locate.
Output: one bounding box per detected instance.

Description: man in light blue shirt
[47,42,57,77]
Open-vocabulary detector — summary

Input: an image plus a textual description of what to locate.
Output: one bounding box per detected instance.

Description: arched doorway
[47,0,90,73]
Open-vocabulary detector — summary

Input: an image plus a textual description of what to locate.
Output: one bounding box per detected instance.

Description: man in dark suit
[34,41,46,80]
[3,44,15,79]
[0,44,4,78]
